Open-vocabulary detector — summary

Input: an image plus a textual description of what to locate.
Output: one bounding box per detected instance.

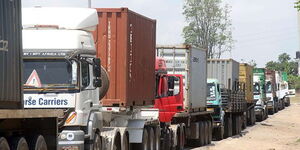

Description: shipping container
[94,8,156,107]
[265,70,276,97]
[156,45,207,111]
[0,0,23,108]
[239,63,254,103]
[207,59,240,90]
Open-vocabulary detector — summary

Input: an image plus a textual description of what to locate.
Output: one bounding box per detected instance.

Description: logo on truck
[24,94,76,108]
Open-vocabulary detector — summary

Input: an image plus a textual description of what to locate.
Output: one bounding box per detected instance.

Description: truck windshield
[253,82,260,94]
[266,81,272,93]
[23,59,78,89]
[207,83,216,99]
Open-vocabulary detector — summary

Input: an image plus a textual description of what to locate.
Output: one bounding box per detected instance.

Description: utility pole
[297,51,300,76]
[88,0,91,8]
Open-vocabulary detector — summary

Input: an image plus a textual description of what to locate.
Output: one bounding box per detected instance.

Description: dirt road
[190,97,300,150]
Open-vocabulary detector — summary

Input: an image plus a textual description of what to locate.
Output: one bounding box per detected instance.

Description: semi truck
[0,1,62,149]
[275,71,285,110]
[265,70,278,115]
[206,59,246,140]
[239,63,256,126]
[155,45,213,149]
[253,68,268,121]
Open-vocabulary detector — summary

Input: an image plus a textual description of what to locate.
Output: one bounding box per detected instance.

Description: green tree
[295,0,300,11]
[182,0,233,58]
[265,53,299,88]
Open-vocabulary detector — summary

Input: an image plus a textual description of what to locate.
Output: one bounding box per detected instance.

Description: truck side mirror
[93,58,101,77]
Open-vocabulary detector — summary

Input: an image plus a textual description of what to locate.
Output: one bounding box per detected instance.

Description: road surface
[190,97,300,150]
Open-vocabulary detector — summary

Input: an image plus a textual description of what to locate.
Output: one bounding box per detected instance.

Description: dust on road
[190,97,300,150]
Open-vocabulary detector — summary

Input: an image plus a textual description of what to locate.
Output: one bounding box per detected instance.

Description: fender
[87,111,103,141]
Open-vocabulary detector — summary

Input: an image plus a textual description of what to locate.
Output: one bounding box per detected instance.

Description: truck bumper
[57,130,85,150]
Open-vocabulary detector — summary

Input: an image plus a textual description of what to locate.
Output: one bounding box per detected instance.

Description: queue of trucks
[0,2,292,149]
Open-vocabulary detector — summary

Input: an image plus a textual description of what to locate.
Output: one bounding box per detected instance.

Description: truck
[275,71,290,109]
[155,45,213,149]
[0,1,62,149]
[265,70,279,115]
[239,63,256,126]
[25,7,181,150]
[253,68,268,121]
[206,59,246,140]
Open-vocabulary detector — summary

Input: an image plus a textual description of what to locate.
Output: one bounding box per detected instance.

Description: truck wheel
[154,126,160,150]
[99,66,110,100]
[148,128,155,150]
[269,109,274,115]
[199,122,205,146]
[10,137,29,150]
[214,126,224,141]
[176,126,184,150]
[28,135,47,150]
[204,121,209,145]
[122,133,129,150]
[207,121,212,144]
[232,115,240,135]
[132,129,148,150]
[0,137,10,150]
[93,133,101,150]
[224,114,232,138]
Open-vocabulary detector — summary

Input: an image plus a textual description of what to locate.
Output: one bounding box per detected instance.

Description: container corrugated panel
[207,59,240,90]
[156,45,207,112]
[239,63,254,103]
[0,0,22,108]
[94,8,156,107]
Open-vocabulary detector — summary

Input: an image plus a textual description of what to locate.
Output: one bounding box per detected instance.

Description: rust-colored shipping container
[239,63,254,104]
[94,8,156,107]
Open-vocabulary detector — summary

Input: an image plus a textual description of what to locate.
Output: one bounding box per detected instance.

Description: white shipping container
[156,45,207,111]
[207,59,240,90]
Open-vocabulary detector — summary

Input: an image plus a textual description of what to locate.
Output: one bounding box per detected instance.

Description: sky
[22,0,299,67]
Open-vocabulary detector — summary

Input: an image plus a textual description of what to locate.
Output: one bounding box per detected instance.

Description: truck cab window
[81,61,90,88]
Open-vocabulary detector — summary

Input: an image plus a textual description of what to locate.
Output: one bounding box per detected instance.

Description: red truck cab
[154,57,184,122]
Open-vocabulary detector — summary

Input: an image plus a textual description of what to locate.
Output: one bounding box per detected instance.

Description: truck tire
[204,121,209,145]
[154,126,160,150]
[232,115,240,135]
[148,128,155,150]
[132,129,148,150]
[0,137,10,150]
[28,135,47,150]
[224,114,232,138]
[99,66,110,100]
[176,126,184,150]
[161,128,171,150]
[10,137,29,150]
[214,126,224,141]
[199,122,205,146]
[93,133,101,150]
[268,107,274,115]
[122,134,129,150]
[207,121,212,144]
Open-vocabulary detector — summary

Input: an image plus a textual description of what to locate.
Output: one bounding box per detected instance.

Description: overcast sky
[22,0,299,67]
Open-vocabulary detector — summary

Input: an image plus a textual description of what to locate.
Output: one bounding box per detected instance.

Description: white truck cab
[22,7,104,149]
